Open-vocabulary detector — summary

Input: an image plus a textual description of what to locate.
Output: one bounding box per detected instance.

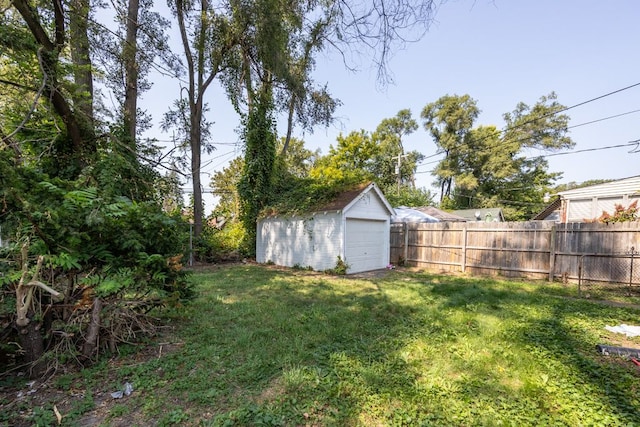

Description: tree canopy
[422,93,574,220]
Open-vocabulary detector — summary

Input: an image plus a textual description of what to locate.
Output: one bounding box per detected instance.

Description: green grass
[18,265,640,425]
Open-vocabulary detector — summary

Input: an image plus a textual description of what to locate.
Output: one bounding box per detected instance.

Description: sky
[139,0,640,211]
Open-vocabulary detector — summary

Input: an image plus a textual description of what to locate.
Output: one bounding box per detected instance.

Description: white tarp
[604,324,640,337]
[392,207,439,223]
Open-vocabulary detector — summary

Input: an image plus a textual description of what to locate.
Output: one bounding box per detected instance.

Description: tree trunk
[18,320,45,378]
[82,297,102,361]
[123,0,140,142]
[12,0,96,171]
[191,111,203,238]
[69,0,94,126]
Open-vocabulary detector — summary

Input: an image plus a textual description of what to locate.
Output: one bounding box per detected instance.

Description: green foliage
[422,93,573,220]
[211,138,319,221]
[197,222,246,261]
[265,174,361,217]
[383,186,435,208]
[324,256,349,275]
[310,130,377,184]
[310,111,424,197]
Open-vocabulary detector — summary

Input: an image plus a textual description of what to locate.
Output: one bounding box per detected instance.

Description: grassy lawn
[4,264,640,426]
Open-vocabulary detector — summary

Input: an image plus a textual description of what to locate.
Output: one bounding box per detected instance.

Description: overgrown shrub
[0,153,193,375]
[197,222,246,262]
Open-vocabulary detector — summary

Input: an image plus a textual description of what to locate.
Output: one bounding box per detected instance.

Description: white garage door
[345,219,387,273]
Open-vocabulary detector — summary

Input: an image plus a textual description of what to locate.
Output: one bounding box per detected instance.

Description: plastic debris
[111,382,134,399]
[604,324,640,337]
[596,344,640,358]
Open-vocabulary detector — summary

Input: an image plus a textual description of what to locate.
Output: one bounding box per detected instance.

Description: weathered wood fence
[390,222,640,284]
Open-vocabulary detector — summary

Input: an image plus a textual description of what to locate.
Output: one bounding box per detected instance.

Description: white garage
[256,182,394,274]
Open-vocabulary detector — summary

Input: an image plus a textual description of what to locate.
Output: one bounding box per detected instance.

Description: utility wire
[567,109,640,129]
[415,107,640,166]
[528,139,640,159]
[416,138,640,172]
[417,105,640,167]
[498,82,640,138]
[422,83,640,163]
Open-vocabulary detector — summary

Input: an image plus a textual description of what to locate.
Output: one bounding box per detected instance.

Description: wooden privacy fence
[390,221,640,284]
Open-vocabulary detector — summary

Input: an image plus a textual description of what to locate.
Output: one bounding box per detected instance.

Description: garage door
[345,219,387,273]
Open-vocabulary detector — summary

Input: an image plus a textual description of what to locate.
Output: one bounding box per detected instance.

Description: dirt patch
[0,329,184,427]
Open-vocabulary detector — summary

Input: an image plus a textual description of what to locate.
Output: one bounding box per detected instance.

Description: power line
[568,108,640,129]
[419,106,640,167]
[527,139,640,159]
[415,138,640,174]
[499,82,640,137]
[424,82,640,162]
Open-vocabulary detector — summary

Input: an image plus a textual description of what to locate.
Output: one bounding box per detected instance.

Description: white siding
[566,196,640,222]
[558,176,640,199]
[256,213,343,271]
[344,188,391,220]
[257,183,393,274]
[567,199,593,222]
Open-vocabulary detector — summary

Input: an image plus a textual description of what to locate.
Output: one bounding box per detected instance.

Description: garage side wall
[256,213,343,271]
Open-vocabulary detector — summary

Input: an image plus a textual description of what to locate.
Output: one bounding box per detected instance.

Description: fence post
[461,226,467,273]
[403,222,409,265]
[630,246,635,295]
[578,255,583,297]
[548,224,556,282]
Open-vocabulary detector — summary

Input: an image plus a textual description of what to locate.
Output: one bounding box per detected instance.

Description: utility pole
[396,153,410,195]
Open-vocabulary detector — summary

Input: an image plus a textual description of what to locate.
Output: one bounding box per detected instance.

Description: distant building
[536,176,640,223]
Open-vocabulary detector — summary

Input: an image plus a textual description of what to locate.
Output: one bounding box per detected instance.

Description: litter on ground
[604,324,640,338]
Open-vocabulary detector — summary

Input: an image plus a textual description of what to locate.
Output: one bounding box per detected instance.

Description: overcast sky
[140,0,640,210]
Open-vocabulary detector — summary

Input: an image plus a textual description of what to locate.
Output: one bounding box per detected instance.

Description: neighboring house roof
[557,175,640,199]
[392,207,439,223]
[532,197,561,221]
[452,208,505,222]
[413,206,467,222]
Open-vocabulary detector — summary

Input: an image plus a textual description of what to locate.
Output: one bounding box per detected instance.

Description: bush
[197,222,246,262]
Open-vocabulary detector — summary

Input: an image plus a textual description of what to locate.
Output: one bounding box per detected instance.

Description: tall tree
[164,0,234,238]
[421,94,480,202]
[371,109,422,193]
[422,93,574,220]
[9,0,97,175]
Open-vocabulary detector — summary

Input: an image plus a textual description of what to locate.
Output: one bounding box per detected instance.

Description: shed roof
[557,175,640,199]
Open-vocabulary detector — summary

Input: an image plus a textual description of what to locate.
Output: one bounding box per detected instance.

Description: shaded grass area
[4,265,640,426]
